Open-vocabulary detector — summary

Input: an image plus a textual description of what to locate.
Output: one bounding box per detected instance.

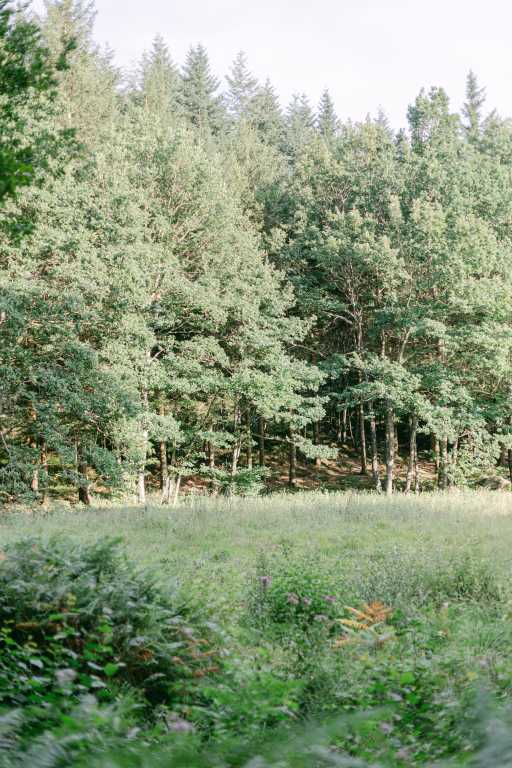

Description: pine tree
[248,78,284,146]
[180,43,225,131]
[286,92,315,154]
[317,88,339,139]
[40,0,119,147]
[462,70,486,142]
[226,50,258,121]
[138,34,180,115]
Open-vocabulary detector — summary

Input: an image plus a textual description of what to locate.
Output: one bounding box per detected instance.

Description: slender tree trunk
[432,435,440,473]
[258,417,265,466]
[369,402,381,492]
[500,444,508,467]
[159,441,168,491]
[159,404,168,491]
[405,416,418,494]
[342,408,347,444]
[172,474,182,506]
[508,450,512,485]
[246,409,253,470]
[314,419,321,467]
[231,402,242,478]
[31,443,39,494]
[358,401,368,474]
[394,424,399,461]
[438,437,448,490]
[137,379,149,506]
[77,445,91,506]
[348,410,355,448]
[385,405,394,497]
[40,439,49,507]
[288,427,297,488]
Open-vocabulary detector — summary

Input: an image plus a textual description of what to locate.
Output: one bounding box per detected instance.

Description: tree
[285,92,315,155]
[138,34,180,115]
[0,0,70,203]
[180,43,225,131]
[317,88,339,140]
[248,78,284,146]
[462,70,486,143]
[40,0,119,147]
[225,51,258,121]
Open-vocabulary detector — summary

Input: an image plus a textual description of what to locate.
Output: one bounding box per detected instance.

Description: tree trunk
[432,435,440,472]
[405,416,418,494]
[40,439,49,507]
[172,474,182,506]
[231,402,242,478]
[341,408,347,444]
[394,424,399,461]
[385,405,394,496]
[137,381,149,506]
[500,443,508,467]
[508,449,512,485]
[288,427,297,488]
[369,402,381,492]
[159,441,168,491]
[77,446,91,506]
[314,420,321,467]
[246,409,253,470]
[358,401,368,475]
[348,411,355,448]
[438,437,448,489]
[31,445,39,494]
[258,417,265,466]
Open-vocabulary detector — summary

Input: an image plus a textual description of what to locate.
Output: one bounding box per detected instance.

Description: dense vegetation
[3,1,512,506]
[2,493,512,766]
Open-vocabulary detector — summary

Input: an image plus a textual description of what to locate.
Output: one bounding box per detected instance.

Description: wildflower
[323,595,336,603]
[166,714,195,733]
[314,614,328,622]
[287,592,299,605]
[259,575,272,589]
[56,668,77,687]
[302,596,312,606]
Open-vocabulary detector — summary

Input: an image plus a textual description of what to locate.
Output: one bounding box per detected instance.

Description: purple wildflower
[287,592,299,605]
[259,575,272,589]
[302,597,312,606]
[323,595,336,603]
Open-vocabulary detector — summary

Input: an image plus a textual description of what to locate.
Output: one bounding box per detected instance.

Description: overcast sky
[33,0,512,128]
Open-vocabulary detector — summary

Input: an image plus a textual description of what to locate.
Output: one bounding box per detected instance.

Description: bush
[249,550,342,633]
[0,537,221,749]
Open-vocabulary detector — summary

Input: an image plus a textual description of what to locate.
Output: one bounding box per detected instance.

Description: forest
[3,1,512,506]
[6,3,512,767]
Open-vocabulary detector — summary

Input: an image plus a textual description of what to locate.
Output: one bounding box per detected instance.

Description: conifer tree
[180,43,225,131]
[138,34,180,115]
[40,0,119,146]
[462,70,486,142]
[226,50,258,121]
[316,88,339,140]
[286,92,315,155]
[248,78,284,146]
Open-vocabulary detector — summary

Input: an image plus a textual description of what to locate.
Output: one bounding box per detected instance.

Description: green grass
[3,490,512,766]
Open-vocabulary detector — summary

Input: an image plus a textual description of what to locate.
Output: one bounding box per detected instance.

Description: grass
[2,489,512,766]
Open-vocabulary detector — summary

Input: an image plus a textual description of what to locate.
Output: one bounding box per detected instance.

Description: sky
[32,0,512,129]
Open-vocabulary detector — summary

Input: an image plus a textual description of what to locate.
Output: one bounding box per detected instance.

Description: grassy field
[2,490,512,766]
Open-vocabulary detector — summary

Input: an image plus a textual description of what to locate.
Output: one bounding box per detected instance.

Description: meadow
[2,491,512,766]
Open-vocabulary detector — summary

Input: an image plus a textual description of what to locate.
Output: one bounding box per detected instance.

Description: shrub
[0,537,221,747]
[249,550,342,633]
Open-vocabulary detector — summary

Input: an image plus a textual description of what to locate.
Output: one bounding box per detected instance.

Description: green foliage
[0,537,221,747]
